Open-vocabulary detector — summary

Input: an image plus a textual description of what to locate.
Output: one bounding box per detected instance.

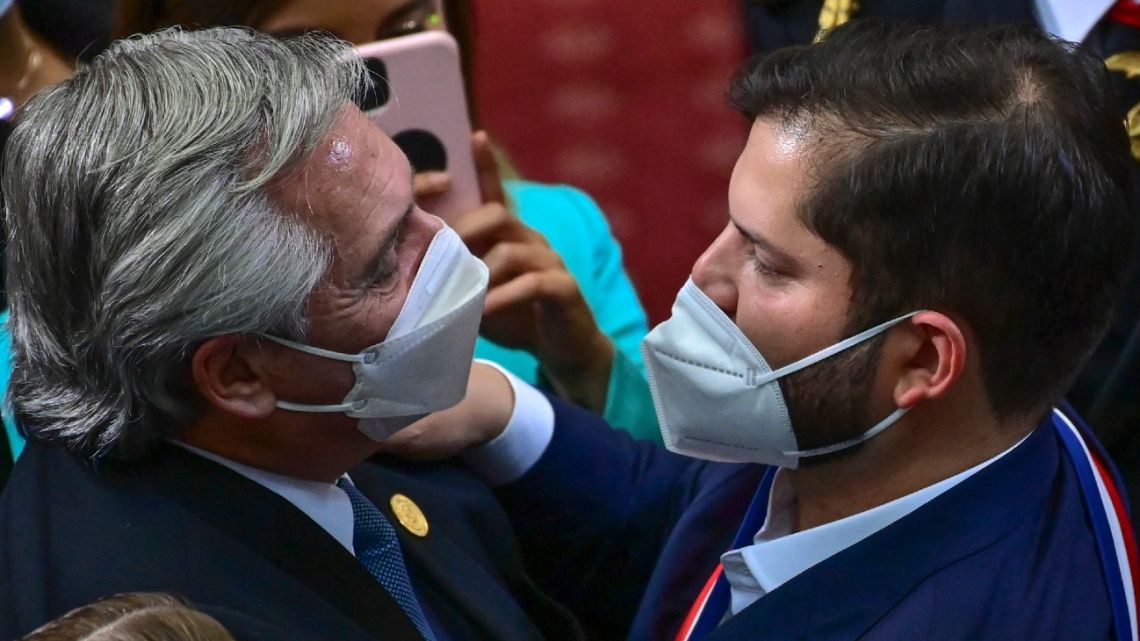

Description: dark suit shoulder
[0,443,392,641]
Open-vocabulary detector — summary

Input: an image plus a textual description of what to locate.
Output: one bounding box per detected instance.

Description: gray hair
[2,27,366,459]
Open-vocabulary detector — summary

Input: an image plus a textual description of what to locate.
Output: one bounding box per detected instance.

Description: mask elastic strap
[259,334,368,364]
[782,406,909,458]
[277,399,364,414]
[755,311,923,387]
[258,335,370,414]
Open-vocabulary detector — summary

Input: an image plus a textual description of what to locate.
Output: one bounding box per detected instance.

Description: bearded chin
[780,335,884,458]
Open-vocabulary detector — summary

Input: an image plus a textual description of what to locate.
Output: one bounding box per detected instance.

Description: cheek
[265,344,358,405]
[305,284,404,354]
[369,291,409,342]
[734,276,849,369]
[304,215,439,351]
[734,294,803,369]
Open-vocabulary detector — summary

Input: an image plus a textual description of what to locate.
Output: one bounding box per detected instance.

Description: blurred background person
[21,593,235,641]
[14,0,114,63]
[740,0,1140,532]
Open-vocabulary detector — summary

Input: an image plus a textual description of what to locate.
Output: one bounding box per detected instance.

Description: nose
[420,211,446,233]
[403,209,446,273]
[691,223,739,319]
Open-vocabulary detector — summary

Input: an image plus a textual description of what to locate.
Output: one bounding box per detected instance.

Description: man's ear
[191,335,277,419]
[892,311,967,408]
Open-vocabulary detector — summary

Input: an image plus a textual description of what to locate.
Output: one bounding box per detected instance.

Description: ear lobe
[191,335,277,419]
[893,311,967,408]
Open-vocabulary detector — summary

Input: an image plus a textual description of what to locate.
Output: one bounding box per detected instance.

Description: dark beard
[778,333,885,460]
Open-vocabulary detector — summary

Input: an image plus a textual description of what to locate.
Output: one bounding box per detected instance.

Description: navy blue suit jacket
[498,398,1119,640]
[0,442,581,641]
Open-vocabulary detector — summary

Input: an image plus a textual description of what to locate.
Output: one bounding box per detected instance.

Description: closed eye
[746,244,785,279]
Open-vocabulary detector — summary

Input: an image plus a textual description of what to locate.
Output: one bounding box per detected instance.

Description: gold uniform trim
[815,0,860,43]
[1106,52,1140,80]
[1105,52,1140,162]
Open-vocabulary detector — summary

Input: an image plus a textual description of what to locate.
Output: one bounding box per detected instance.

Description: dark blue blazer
[498,398,1119,641]
[0,442,581,641]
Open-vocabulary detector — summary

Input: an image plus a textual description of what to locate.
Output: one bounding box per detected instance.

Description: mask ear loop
[258,335,373,413]
[782,407,910,457]
[754,311,923,387]
[259,334,370,363]
[277,399,366,413]
[767,310,925,458]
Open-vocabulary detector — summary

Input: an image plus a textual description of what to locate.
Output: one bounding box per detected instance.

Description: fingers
[413,171,451,200]
[452,202,540,254]
[377,418,452,461]
[481,241,565,289]
[472,130,506,205]
[483,269,581,318]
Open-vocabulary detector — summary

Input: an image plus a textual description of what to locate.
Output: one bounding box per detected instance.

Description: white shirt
[1034,0,1116,43]
[173,442,357,554]
[720,432,1028,616]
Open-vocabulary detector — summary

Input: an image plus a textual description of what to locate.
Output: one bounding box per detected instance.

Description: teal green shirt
[1,311,18,459]
[1,181,662,464]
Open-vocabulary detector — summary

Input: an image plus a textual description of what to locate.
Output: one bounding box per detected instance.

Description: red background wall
[470,0,750,323]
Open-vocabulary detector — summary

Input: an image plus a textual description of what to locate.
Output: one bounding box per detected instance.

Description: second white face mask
[642,278,917,468]
[265,222,488,441]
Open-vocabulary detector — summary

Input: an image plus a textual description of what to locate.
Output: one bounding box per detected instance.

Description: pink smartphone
[354,32,481,222]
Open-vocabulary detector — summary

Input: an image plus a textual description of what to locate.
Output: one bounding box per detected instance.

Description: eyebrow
[731,217,800,269]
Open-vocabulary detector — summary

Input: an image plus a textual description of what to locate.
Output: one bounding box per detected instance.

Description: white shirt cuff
[460,359,555,486]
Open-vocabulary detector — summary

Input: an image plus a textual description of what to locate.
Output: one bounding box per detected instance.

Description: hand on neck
[787,396,1038,533]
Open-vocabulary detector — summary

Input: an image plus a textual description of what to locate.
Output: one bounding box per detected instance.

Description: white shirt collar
[172,442,356,555]
[721,431,1031,616]
[1034,0,1116,43]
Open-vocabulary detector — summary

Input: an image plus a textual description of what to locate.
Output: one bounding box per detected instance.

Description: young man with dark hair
[743,0,1140,529]
[387,20,1138,641]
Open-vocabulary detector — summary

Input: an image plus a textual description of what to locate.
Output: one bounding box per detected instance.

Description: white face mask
[264,223,488,441]
[642,278,918,468]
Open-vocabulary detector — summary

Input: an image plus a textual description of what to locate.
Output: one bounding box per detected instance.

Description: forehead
[272,106,409,240]
[729,119,815,237]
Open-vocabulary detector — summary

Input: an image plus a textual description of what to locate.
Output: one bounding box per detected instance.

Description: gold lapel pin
[390,493,429,537]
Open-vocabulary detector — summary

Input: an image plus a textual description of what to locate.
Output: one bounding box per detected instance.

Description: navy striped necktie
[337,478,435,640]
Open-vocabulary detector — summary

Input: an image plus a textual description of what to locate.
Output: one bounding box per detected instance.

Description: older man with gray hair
[0,27,579,641]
